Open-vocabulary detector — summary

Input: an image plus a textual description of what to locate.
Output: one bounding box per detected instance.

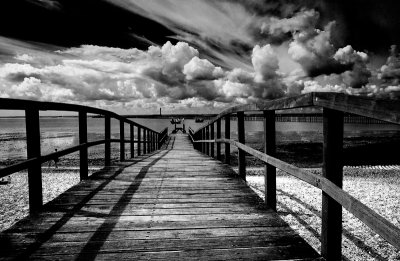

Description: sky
[1,0,400,115]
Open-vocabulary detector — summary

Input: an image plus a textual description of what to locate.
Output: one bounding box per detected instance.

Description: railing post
[153,132,157,151]
[146,130,149,153]
[137,127,141,156]
[321,108,344,261]
[25,108,42,214]
[149,131,152,153]
[224,115,230,164]
[206,126,210,156]
[120,120,125,161]
[130,124,134,158]
[237,112,245,180]
[216,118,221,160]
[210,122,215,158]
[156,133,160,150]
[150,132,153,152]
[148,130,151,153]
[105,116,111,166]
[264,110,276,211]
[143,129,147,154]
[79,111,88,180]
[151,132,154,152]
[201,129,205,153]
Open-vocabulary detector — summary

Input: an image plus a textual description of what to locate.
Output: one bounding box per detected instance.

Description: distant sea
[1,117,399,167]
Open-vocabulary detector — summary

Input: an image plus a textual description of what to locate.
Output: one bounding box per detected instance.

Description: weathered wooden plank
[0,133,319,260]
[8,216,286,234]
[30,245,319,261]
[27,234,307,255]
[31,213,277,224]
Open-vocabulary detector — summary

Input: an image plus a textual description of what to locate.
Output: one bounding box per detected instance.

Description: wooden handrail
[0,98,165,214]
[190,92,400,260]
[0,98,155,132]
[194,92,400,134]
[158,127,169,148]
[193,138,400,249]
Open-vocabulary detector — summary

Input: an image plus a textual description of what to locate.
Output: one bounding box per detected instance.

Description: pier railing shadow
[0,98,168,215]
[190,92,400,261]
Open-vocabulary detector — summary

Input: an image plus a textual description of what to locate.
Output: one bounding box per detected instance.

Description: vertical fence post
[264,110,276,211]
[130,124,134,158]
[237,112,246,180]
[210,122,215,158]
[156,133,159,150]
[149,132,152,152]
[216,118,221,160]
[152,132,156,151]
[151,132,155,152]
[79,111,88,180]
[149,131,152,153]
[148,130,151,153]
[25,108,42,214]
[206,126,210,156]
[147,130,150,154]
[143,129,147,154]
[201,129,205,153]
[224,115,230,164]
[321,108,344,261]
[105,116,111,166]
[152,132,155,151]
[120,120,125,161]
[194,132,198,151]
[137,127,141,156]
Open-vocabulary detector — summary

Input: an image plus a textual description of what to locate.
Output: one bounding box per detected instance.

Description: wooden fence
[0,98,167,214]
[189,92,400,261]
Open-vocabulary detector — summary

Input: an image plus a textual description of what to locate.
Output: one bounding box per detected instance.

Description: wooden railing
[191,92,400,261]
[0,98,168,214]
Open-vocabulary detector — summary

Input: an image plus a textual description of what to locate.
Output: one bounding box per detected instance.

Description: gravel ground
[244,167,400,261]
[0,164,105,231]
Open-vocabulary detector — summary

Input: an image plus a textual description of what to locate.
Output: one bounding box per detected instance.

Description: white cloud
[288,21,336,75]
[252,44,279,83]
[262,9,319,36]
[334,45,368,64]
[183,57,224,80]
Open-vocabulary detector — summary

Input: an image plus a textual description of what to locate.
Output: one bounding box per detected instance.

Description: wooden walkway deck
[0,134,320,260]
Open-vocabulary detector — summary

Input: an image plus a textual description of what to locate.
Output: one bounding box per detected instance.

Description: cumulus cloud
[287,21,349,77]
[252,44,279,82]
[380,45,400,85]
[0,39,292,113]
[183,57,224,81]
[261,9,319,38]
[2,0,400,115]
[333,45,371,88]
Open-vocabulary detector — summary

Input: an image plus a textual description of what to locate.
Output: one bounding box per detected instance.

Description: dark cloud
[0,0,176,49]
[380,45,400,85]
[319,0,400,54]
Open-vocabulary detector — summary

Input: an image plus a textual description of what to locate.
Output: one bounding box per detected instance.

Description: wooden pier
[1,92,399,260]
[0,134,319,260]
